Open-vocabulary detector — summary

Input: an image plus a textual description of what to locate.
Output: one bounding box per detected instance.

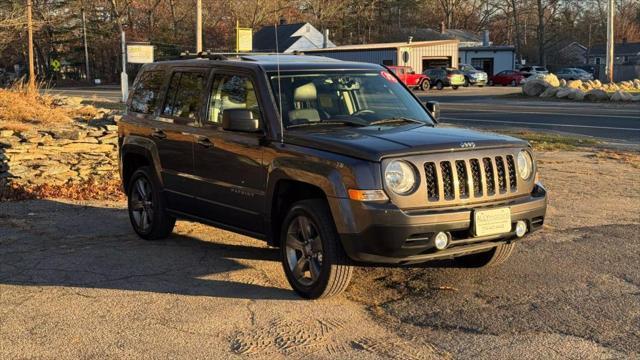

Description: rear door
[190,70,267,234]
[155,68,209,212]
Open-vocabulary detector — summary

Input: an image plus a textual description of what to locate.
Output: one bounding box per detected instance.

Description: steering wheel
[352,109,375,117]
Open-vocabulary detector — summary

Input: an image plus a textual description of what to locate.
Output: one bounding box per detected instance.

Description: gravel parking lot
[1,149,638,358]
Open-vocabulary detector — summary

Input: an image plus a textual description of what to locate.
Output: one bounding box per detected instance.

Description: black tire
[488,80,494,86]
[478,84,485,88]
[510,80,517,87]
[127,166,176,240]
[463,77,470,87]
[436,81,444,90]
[453,243,516,268]
[280,199,353,299]
[452,85,459,90]
[420,79,430,91]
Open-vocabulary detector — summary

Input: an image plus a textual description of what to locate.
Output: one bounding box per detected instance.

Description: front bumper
[330,183,547,264]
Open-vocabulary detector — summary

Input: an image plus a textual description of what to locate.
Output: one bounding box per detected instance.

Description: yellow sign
[236,21,253,52]
[127,45,154,64]
[51,59,61,72]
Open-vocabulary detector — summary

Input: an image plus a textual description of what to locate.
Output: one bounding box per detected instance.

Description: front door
[155,68,209,212]
[191,72,267,234]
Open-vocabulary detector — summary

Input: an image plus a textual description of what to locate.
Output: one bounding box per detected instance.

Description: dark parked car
[119,54,547,299]
[458,64,488,87]
[555,68,594,81]
[489,70,526,86]
[423,68,465,90]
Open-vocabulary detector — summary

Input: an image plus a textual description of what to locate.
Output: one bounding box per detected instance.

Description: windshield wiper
[287,118,367,129]
[369,117,426,126]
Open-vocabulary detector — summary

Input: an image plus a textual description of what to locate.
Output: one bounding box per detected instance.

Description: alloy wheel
[130,177,154,232]
[285,215,324,286]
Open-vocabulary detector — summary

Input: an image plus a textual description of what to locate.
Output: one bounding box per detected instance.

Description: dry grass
[0,178,124,202]
[0,82,98,132]
[499,130,600,151]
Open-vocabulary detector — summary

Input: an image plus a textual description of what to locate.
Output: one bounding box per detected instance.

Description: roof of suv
[146,54,382,72]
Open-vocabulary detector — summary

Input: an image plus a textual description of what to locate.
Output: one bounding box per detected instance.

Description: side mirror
[426,101,440,121]
[222,109,260,132]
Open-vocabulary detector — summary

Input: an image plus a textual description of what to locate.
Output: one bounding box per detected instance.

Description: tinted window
[162,72,205,119]
[129,70,165,114]
[208,75,261,125]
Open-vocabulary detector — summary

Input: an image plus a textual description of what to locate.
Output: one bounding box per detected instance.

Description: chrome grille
[426,155,519,203]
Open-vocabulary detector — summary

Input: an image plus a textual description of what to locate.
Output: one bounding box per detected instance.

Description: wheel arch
[120,136,162,192]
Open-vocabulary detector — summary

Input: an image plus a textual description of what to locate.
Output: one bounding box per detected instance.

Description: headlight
[384,160,417,195]
[517,150,533,180]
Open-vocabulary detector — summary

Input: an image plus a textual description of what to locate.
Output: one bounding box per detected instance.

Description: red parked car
[388,66,430,91]
[489,70,525,86]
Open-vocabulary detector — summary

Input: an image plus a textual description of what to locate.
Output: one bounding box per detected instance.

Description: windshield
[269,71,434,129]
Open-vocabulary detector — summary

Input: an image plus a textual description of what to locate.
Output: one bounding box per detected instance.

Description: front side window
[129,70,165,114]
[269,71,434,130]
[162,71,205,120]
[208,75,261,125]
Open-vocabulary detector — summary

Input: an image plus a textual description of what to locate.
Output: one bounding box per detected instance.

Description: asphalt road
[47,85,640,145]
[418,87,640,145]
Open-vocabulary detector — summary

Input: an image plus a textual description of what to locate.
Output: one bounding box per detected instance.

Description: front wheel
[281,199,353,299]
[420,79,430,91]
[436,81,444,90]
[510,80,517,87]
[453,243,516,268]
[488,80,494,86]
[452,85,459,90]
[463,78,470,87]
[127,166,176,240]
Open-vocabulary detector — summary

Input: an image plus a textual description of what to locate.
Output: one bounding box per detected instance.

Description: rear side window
[162,71,206,120]
[129,70,165,114]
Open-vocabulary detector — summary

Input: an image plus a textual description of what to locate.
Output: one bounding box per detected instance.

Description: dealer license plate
[474,207,512,237]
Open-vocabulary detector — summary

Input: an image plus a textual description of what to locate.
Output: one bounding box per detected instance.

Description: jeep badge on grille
[460,142,476,148]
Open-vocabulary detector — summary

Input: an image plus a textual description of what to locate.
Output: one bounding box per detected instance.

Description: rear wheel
[452,85,459,90]
[436,81,444,90]
[510,80,517,86]
[488,79,494,86]
[420,79,430,91]
[280,199,353,299]
[453,243,516,268]
[127,166,176,240]
[464,77,470,87]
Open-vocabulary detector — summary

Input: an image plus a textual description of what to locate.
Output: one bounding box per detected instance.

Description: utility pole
[196,0,202,53]
[121,30,128,102]
[81,5,91,83]
[606,0,615,83]
[26,0,35,92]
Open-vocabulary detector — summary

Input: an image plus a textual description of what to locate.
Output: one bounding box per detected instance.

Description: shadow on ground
[0,199,294,300]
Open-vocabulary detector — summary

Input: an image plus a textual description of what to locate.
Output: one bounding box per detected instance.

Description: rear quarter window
[129,70,165,114]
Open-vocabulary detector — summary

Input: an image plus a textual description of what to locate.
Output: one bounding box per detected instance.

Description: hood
[285,124,528,162]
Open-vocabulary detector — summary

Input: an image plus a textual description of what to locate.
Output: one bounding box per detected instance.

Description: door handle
[196,136,213,148]
[151,129,167,139]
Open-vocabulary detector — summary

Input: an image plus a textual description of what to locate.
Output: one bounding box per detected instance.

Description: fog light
[515,221,527,238]
[434,232,449,250]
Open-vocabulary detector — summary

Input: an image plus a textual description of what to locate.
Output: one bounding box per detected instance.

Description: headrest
[293,82,317,101]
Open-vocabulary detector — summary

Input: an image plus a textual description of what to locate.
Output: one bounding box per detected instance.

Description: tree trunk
[537,0,546,65]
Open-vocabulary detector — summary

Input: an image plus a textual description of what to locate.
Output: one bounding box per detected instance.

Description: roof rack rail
[178,51,304,61]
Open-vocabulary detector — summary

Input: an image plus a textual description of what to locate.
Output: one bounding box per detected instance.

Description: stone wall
[0,119,119,190]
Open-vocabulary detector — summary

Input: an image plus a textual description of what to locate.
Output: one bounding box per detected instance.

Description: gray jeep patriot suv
[119,54,547,299]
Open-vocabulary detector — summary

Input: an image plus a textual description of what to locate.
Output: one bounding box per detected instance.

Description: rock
[567,89,585,101]
[610,90,633,102]
[543,73,560,87]
[103,124,118,132]
[523,79,550,97]
[585,89,609,101]
[566,80,583,89]
[50,129,86,141]
[0,130,14,138]
[594,80,602,88]
[559,79,567,87]
[556,88,574,99]
[540,87,560,98]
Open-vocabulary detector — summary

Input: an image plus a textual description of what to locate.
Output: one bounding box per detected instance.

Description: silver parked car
[458,64,488,87]
[556,68,594,81]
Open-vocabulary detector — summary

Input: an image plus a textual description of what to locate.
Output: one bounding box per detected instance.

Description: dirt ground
[1,150,639,359]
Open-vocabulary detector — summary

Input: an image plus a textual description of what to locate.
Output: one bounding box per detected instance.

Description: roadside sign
[127,45,154,64]
[51,59,61,72]
[236,21,252,52]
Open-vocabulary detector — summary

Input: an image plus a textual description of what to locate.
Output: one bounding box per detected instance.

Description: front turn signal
[348,189,389,202]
